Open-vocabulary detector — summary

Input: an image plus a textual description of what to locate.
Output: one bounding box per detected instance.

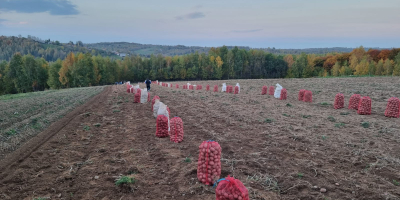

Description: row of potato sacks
[152,96,184,142]
[154,83,249,200]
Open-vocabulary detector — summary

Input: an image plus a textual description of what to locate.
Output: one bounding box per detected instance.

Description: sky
[0,0,399,48]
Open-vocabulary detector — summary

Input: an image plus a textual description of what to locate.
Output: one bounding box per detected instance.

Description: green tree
[383,59,393,76]
[375,59,384,75]
[8,53,29,93]
[331,62,340,76]
[47,59,63,89]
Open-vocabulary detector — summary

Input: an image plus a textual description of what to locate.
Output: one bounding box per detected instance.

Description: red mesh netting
[183,85,187,89]
[206,85,210,91]
[127,87,131,93]
[334,93,344,109]
[189,85,194,90]
[215,175,249,200]
[348,94,361,110]
[268,86,274,95]
[197,85,202,90]
[234,86,239,94]
[176,84,179,88]
[197,140,221,185]
[134,89,141,103]
[169,117,184,143]
[227,86,233,93]
[147,92,151,102]
[214,85,218,92]
[385,97,400,118]
[357,96,371,115]
[303,90,312,103]
[261,86,268,95]
[167,106,171,117]
[156,115,169,138]
[280,88,287,100]
[151,96,160,111]
[298,89,305,101]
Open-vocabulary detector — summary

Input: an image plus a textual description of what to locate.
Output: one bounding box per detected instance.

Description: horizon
[1,0,399,49]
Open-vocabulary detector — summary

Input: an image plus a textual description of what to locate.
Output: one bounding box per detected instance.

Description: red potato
[334,93,344,109]
[169,117,184,143]
[303,90,312,103]
[234,86,239,94]
[268,86,274,95]
[280,88,287,100]
[298,89,305,101]
[134,89,141,103]
[385,97,400,118]
[357,96,372,115]
[215,175,249,200]
[348,94,361,110]
[197,140,221,185]
[261,86,268,95]
[156,115,169,138]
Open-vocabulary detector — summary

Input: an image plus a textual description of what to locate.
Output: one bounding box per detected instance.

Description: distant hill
[0,36,119,62]
[86,42,388,57]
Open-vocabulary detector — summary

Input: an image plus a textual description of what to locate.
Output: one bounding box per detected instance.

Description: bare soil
[1,77,400,200]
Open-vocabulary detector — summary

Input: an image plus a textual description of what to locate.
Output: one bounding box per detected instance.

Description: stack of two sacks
[152,98,184,143]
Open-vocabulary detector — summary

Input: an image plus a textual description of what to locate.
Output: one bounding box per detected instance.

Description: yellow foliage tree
[331,62,340,76]
[284,54,294,68]
[215,56,223,68]
[59,52,75,86]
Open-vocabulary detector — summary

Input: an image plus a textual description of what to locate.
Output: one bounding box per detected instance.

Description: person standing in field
[145,79,151,91]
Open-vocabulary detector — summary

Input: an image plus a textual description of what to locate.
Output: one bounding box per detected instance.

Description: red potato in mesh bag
[189,85,194,90]
[280,88,287,100]
[303,90,312,102]
[156,115,169,138]
[298,89,305,101]
[234,86,239,94]
[197,140,221,186]
[206,85,210,91]
[334,93,345,109]
[227,86,233,93]
[197,85,202,90]
[385,97,400,118]
[268,86,274,95]
[214,85,218,92]
[169,117,184,143]
[134,89,141,103]
[215,175,249,200]
[261,86,268,95]
[147,92,151,102]
[348,94,361,110]
[357,96,371,115]
[176,84,179,88]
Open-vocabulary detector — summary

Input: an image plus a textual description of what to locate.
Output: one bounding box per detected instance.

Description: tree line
[0,45,399,95]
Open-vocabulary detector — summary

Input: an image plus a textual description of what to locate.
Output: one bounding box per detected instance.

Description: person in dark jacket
[145,79,151,91]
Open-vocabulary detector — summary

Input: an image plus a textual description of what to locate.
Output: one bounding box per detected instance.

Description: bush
[115,176,135,186]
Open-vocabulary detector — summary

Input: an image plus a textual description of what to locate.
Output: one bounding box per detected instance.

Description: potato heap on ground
[303,90,312,102]
[280,88,287,100]
[152,96,160,111]
[298,89,305,101]
[214,85,218,92]
[261,86,268,95]
[334,93,344,109]
[357,96,372,115]
[385,97,400,118]
[156,115,169,137]
[134,89,141,103]
[169,117,184,143]
[215,176,249,200]
[268,86,274,95]
[234,86,239,94]
[189,85,194,90]
[206,85,210,91]
[176,84,179,88]
[348,94,361,110]
[197,140,222,186]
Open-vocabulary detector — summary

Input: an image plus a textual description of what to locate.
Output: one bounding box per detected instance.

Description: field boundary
[0,86,110,180]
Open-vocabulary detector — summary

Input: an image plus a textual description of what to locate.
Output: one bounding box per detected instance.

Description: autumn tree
[59,52,75,87]
[383,59,394,76]
[331,62,340,76]
[375,59,384,75]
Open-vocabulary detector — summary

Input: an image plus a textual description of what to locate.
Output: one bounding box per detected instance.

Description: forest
[0,40,400,95]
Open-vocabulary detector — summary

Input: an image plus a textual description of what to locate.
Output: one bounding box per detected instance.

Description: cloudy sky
[0,0,399,48]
